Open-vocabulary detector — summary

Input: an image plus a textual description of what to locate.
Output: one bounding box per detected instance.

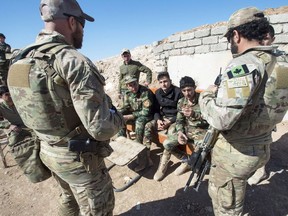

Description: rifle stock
[184,126,219,192]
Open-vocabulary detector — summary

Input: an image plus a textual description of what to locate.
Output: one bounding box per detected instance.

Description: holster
[68,138,113,173]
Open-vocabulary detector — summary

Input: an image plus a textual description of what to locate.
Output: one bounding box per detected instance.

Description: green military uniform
[8,30,125,216]
[118,59,152,94]
[0,40,11,85]
[0,100,31,145]
[199,46,288,215]
[0,100,23,129]
[164,95,208,158]
[118,84,154,144]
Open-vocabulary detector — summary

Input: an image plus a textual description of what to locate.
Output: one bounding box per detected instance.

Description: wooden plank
[126,123,194,155]
[107,136,145,166]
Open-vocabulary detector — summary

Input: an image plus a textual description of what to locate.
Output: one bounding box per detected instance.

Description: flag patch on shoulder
[227,65,250,79]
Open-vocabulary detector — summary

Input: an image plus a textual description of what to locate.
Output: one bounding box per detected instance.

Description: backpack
[6,42,72,183]
[7,42,78,131]
[256,48,288,125]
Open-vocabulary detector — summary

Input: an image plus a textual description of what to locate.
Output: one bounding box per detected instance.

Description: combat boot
[134,149,148,172]
[174,162,191,176]
[147,150,153,167]
[153,150,171,181]
[247,166,268,186]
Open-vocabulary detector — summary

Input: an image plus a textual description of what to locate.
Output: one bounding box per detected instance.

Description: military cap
[224,7,265,37]
[40,0,94,23]
[0,33,5,39]
[124,75,137,84]
[179,76,195,89]
[121,48,130,55]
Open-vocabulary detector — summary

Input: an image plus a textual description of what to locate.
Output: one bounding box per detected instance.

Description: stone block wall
[153,13,288,73]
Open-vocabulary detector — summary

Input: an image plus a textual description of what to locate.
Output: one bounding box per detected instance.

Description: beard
[230,38,238,55]
[72,24,83,49]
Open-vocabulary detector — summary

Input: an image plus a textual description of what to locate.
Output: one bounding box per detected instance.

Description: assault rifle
[184,68,222,192]
[183,126,219,192]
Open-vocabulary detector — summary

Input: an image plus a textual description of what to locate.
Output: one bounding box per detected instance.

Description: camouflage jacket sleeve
[199,55,262,131]
[132,89,154,118]
[138,64,152,84]
[175,98,185,133]
[0,116,10,129]
[118,66,124,94]
[55,49,125,141]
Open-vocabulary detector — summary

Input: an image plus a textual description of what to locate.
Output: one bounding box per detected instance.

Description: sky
[1,1,287,61]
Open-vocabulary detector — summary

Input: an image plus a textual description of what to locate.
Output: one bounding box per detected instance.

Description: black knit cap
[179,76,195,89]
[0,85,9,96]
[0,33,5,39]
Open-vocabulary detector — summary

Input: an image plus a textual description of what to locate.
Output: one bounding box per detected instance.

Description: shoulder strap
[13,42,72,63]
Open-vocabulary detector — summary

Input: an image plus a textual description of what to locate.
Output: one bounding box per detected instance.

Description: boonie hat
[124,75,137,84]
[121,48,130,55]
[40,0,94,22]
[0,33,5,39]
[224,7,264,37]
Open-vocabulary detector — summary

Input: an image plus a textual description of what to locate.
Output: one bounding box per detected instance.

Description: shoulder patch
[227,77,248,88]
[227,64,250,79]
[143,99,151,108]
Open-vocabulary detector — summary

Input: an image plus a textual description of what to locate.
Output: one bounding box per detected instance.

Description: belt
[49,125,85,146]
[217,139,269,153]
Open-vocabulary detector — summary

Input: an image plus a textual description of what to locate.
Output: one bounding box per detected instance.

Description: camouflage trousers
[208,136,270,216]
[0,60,8,86]
[8,128,32,146]
[40,142,114,216]
[118,116,152,144]
[143,119,176,149]
[162,132,191,160]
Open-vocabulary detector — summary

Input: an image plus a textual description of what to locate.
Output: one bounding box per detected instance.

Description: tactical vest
[7,42,84,144]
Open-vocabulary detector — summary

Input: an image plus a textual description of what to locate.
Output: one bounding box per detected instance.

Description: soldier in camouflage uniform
[0,33,11,86]
[199,7,288,215]
[7,1,124,216]
[117,75,154,171]
[118,49,152,100]
[0,85,31,146]
[154,76,208,181]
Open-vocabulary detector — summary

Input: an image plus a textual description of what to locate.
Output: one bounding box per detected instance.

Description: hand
[143,81,150,87]
[157,120,165,130]
[178,131,188,145]
[123,114,133,122]
[206,85,218,93]
[182,107,194,117]
[9,125,21,132]
[161,119,171,130]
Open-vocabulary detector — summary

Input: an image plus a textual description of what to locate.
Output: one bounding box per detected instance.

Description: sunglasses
[64,13,85,28]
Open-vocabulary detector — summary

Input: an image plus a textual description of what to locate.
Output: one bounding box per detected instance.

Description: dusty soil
[0,121,288,216]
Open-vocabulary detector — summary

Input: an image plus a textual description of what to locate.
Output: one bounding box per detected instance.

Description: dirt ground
[0,121,288,216]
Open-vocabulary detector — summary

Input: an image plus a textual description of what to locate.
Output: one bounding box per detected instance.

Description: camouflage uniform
[0,100,30,145]
[8,30,125,216]
[199,46,288,215]
[143,85,183,149]
[118,60,152,95]
[0,41,11,85]
[118,84,154,144]
[164,95,208,158]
